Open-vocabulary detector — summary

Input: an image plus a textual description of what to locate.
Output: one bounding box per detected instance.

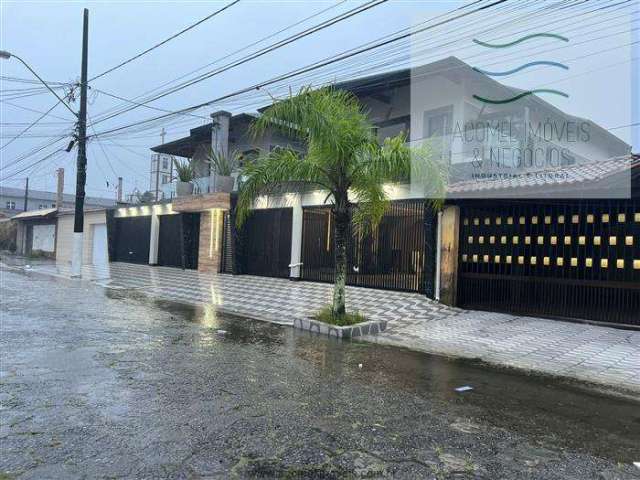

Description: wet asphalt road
[1,267,639,479]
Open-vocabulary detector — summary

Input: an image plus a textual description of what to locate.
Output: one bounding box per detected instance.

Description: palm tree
[237,86,444,318]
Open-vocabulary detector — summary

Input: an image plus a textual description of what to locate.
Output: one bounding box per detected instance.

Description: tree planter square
[293,317,387,338]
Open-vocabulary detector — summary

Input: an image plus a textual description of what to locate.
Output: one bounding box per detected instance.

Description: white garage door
[92,224,108,265]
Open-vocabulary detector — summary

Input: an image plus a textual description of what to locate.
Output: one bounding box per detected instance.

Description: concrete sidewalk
[5,258,640,393]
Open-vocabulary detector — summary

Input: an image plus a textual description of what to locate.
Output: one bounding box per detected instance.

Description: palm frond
[410,141,448,210]
[251,86,373,161]
[236,147,332,226]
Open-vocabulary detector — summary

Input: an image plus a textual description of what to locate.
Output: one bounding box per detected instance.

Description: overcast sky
[1,0,637,199]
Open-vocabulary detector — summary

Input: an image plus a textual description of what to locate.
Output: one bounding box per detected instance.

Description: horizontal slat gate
[301,200,426,292]
[457,201,640,326]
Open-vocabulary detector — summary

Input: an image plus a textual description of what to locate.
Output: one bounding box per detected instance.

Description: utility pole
[23,177,29,211]
[117,177,123,203]
[71,8,89,277]
[154,128,166,202]
[56,168,64,209]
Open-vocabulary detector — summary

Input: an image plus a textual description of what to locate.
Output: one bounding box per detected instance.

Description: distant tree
[135,190,155,204]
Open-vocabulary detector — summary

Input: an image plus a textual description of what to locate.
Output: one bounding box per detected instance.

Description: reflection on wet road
[1,268,639,479]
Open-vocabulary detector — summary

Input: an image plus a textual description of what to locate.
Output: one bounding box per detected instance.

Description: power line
[1,87,76,151]
[91,0,630,142]
[0,147,67,182]
[89,0,241,82]
[1,134,71,172]
[97,0,348,117]
[88,0,519,138]
[91,87,209,120]
[89,0,391,125]
[0,75,70,86]
[88,116,118,179]
[1,100,76,122]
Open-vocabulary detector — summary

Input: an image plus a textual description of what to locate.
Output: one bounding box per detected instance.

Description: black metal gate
[157,213,200,269]
[301,200,426,292]
[221,212,234,273]
[181,213,200,270]
[457,200,640,326]
[113,216,151,264]
[158,214,182,268]
[242,208,292,278]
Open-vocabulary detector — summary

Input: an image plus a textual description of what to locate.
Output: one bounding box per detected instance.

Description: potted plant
[173,159,194,196]
[206,149,241,193]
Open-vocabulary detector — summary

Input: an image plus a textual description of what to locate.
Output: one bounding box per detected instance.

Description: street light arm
[0,51,78,118]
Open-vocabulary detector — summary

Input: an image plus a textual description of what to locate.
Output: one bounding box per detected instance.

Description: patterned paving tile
[15,260,640,393]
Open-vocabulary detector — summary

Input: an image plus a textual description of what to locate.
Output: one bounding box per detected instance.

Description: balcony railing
[160,174,237,200]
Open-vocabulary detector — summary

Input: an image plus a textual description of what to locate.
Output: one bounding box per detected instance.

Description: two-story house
[107,57,637,326]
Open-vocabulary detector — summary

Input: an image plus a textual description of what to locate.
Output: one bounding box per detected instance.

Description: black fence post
[105,208,117,263]
[423,203,438,299]
[228,193,246,275]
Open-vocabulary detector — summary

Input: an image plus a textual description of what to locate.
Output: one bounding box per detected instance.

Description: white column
[71,232,83,277]
[289,195,303,279]
[149,212,160,265]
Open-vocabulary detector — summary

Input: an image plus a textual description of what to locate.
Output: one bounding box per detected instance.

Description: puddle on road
[110,291,640,465]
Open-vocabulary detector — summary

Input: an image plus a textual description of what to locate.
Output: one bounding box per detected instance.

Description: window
[161,175,170,184]
[52,203,56,208]
[39,204,46,209]
[423,106,453,162]
[6,201,15,209]
[162,158,169,170]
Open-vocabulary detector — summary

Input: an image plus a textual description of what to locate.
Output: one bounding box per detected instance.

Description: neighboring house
[150,111,302,198]
[55,208,109,266]
[338,57,630,175]
[12,208,58,258]
[0,186,115,216]
[443,155,639,326]
[11,206,111,263]
[150,152,173,201]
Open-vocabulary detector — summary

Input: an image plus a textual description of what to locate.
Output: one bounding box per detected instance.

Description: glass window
[423,106,453,163]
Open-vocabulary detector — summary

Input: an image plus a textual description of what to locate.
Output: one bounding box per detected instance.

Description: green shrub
[314,305,367,326]
[0,221,16,252]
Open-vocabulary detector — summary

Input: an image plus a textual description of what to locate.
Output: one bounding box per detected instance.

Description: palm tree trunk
[332,205,349,316]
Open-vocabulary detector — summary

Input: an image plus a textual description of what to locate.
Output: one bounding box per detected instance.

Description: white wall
[55,210,107,264]
[32,224,55,252]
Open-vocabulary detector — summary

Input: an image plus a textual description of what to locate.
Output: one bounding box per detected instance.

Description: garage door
[113,216,151,264]
[457,201,640,326]
[157,213,200,269]
[243,208,292,278]
[92,224,108,266]
[301,201,427,292]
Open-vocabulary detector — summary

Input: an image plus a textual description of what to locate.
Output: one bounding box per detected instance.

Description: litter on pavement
[454,385,474,392]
